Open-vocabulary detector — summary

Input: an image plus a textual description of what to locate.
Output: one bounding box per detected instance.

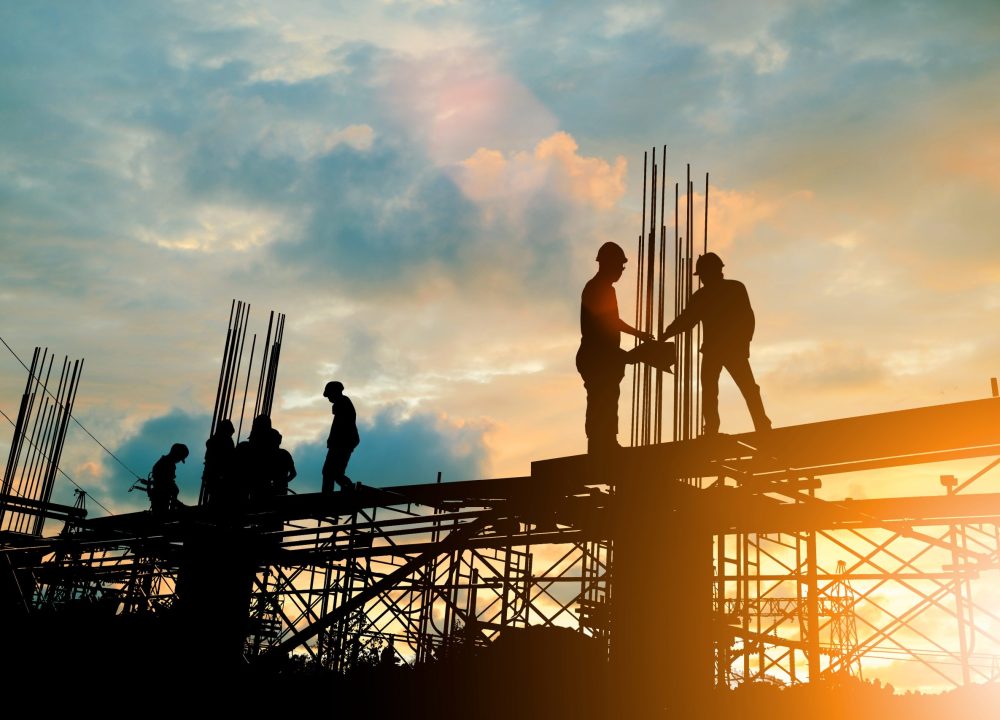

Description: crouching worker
[148,443,189,514]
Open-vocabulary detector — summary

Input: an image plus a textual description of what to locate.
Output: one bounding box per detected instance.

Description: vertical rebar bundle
[0,347,83,536]
[199,300,286,505]
[631,148,709,446]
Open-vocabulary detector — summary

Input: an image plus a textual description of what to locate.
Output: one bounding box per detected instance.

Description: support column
[612,474,714,714]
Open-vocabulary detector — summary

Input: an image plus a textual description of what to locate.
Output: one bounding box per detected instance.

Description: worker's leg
[725,356,772,431]
[701,355,723,435]
[583,374,615,450]
[149,493,166,514]
[322,449,351,493]
[581,368,625,452]
[338,449,355,490]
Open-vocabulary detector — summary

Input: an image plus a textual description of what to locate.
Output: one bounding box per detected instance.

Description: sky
[1,0,1000,687]
[3,0,998,506]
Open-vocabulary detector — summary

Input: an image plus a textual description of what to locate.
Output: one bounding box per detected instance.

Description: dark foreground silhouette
[3,606,996,718]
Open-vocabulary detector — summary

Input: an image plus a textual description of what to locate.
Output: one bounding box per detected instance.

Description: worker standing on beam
[322,381,360,492]
[202,418,235,507]
[577,242,654,453]
[661,252,771,435]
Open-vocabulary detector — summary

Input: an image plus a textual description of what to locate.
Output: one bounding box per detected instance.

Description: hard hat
[170,443,189,462]
[596,241,627,264]
[693,252,724,275]
[324,380,344,398]
[249,414,272,439]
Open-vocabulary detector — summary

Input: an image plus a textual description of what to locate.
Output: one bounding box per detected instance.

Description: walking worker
[660,252,771,436]
[322,381,360,492]
[149,443,189,514]
[576,241,654,453]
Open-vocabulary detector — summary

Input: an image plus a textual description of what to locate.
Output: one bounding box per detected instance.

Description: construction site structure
[2,153,1000,714]
[3,398,999,706]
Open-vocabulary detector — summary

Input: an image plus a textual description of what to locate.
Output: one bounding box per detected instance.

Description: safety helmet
[693,252,724,276]
[170,443,189,463]
[596,241,627,265]
[324,380,344,398]
[249,414,272,440]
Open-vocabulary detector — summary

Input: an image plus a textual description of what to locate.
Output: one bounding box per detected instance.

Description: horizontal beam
[737,397,1000,476]
[0,493,86,522]
[532,397,1000,484]
[713,490,1000,534]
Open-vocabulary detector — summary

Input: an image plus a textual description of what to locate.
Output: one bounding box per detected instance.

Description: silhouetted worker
[240,414,274,503]
[149,443,188,514]
[577,242,653,453]
[661,252,771,435]
[268,428,296,496]
[322,381,360,492]
[202,418,235,506]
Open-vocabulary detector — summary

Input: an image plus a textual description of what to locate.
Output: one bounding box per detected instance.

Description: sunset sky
[2,1,999,517]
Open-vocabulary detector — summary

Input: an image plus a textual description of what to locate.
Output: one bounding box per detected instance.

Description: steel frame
[5,441,999,695]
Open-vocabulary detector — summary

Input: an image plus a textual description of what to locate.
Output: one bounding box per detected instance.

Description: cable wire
[0,334,142,480]
[0,406,114,516]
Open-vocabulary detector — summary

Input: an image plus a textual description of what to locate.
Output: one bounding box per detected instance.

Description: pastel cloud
[455,132,628,210]
[135,204,288,253]
[603,0,795,74]
[675,186,815,253]
[257,122,376,160]
[382,49,558,164]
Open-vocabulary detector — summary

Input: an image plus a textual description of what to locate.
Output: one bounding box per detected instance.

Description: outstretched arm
[661,301,701,339]
[618,318,654,343]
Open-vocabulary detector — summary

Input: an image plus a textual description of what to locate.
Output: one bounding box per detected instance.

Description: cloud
[765,342,888,394]
[380,48,558,165]
[455,132,628,210]
[270,129,633,305]
[656,0,796,74]
[105,408,212,510]
[273,140,481,287]
[135,204,288,252]
[670,186,814,253]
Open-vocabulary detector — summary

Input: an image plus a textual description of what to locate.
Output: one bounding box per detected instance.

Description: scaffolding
[2,159,1000,713]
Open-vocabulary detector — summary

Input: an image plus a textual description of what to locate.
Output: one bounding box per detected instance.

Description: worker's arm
[661,296,702,339]
[618,318,655,343]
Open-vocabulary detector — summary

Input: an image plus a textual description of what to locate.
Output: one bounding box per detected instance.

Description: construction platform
[3,397,1000,710]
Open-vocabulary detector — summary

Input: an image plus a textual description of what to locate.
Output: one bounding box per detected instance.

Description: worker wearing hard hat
[322,380,360,492]
[577,242,654,453]
[149,442,189,514]
[661,252,771,435]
